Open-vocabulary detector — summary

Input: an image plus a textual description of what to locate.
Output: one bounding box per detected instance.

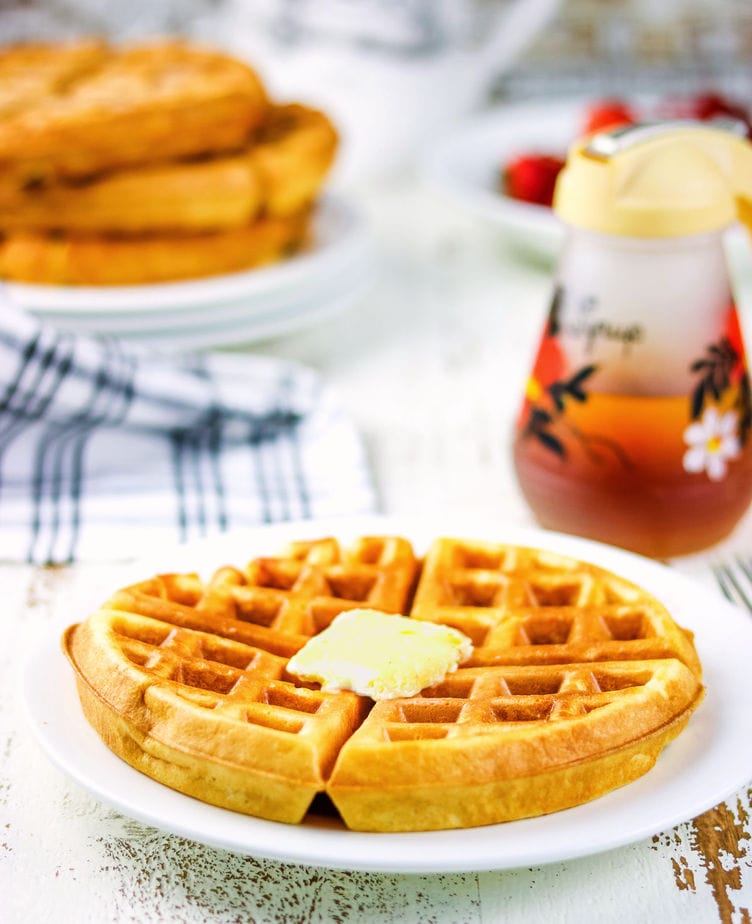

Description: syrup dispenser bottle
[513,120,752,558]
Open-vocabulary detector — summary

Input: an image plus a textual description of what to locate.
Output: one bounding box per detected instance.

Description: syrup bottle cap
[553,119,752,238]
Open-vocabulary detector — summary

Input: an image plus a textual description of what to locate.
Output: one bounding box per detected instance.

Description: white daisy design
[682,407,741,482]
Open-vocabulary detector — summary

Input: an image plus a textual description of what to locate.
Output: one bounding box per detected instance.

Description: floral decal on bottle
[683,408,741,481]
[517,285,608,461]
[682,305,751,481]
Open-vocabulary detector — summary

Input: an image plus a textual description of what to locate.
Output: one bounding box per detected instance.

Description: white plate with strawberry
[423,92,752,264]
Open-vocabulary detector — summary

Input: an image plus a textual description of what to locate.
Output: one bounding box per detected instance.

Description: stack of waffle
[0,39,338,285]
[63,533,704,832]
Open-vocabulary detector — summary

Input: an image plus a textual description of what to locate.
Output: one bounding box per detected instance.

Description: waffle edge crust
[62,535,705,832]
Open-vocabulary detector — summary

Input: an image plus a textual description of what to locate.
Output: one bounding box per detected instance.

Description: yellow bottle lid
[553,120,752,237]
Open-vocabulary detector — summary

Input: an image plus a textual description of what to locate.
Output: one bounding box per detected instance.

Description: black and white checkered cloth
[0,301,377,564]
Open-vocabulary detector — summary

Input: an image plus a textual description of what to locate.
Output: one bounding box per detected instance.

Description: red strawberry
[581,100,635,135]
[659,91,752,135]
[504,153,565,207]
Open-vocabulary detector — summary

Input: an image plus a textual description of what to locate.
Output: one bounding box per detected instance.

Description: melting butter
[286,608,473,700]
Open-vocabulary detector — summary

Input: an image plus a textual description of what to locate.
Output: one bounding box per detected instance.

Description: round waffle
[0,209,310,285]
[0,104,337,233]
[62,534,704,832]
[0,38,269,185]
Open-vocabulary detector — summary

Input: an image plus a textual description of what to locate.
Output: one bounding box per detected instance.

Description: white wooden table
[3,177,752,923]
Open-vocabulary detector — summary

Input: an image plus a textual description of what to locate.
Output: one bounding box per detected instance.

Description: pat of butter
[286,608,473,700]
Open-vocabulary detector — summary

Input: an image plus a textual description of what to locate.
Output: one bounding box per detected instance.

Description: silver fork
[711,556,752,613]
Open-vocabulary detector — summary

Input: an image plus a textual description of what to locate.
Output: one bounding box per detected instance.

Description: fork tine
[712,559,752,613]
[736,555,752,586]
[729,562,752,613]
[712,563,737,604]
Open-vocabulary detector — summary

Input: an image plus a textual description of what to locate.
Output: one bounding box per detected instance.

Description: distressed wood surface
[3,181,752,922]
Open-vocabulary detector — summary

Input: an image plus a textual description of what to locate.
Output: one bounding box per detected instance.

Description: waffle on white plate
[63,534,704,832]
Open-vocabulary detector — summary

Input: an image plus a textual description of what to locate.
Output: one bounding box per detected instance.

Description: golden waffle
[0,38,269,186]
[0,209,310,285]
[62,534,704,831]
[0,104,338,233]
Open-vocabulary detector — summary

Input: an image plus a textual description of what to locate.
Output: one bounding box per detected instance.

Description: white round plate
[20,514,752,873]
[423,98,752,265]
[422,99,578,260]
[40,247,369,332]
[2,195,373,347]
[114,271,373,350]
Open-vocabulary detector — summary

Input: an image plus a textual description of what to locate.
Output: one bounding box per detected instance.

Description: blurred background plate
[422,98,576,262]
[46,262,374,351]
[3,194,373,348]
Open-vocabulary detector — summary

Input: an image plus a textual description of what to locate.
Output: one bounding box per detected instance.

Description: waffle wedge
[62,534,704,832]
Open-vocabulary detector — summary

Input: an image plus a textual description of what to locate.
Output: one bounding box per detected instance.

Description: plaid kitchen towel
[0,300,377,564]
